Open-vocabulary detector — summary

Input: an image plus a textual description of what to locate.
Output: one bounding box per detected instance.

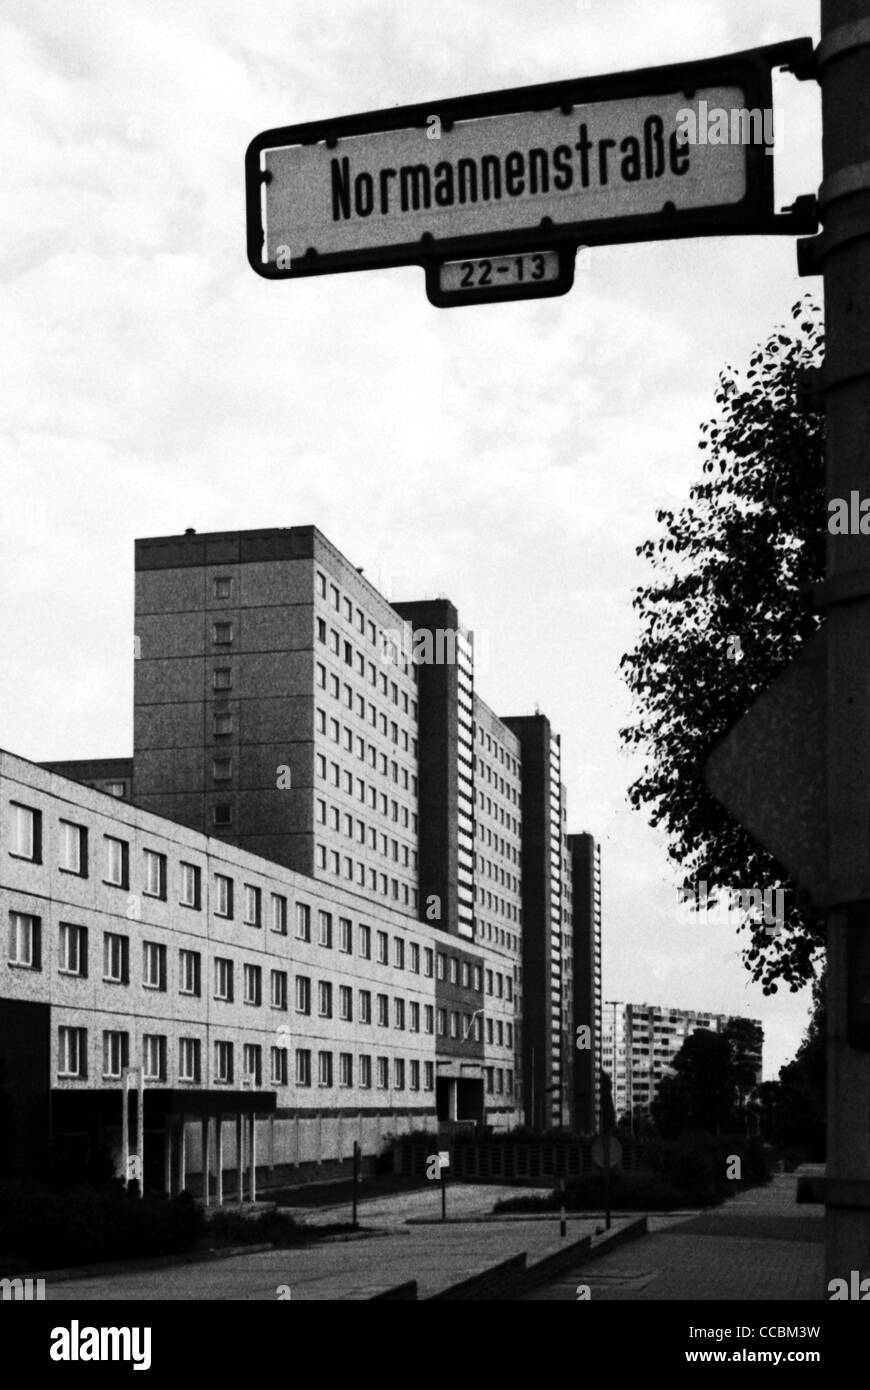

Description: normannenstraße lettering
[331,117,690,222]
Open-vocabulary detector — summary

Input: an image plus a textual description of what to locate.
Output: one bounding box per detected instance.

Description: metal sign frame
[245,39,817,290]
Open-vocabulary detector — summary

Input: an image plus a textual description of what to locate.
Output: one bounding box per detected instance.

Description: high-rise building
[502,714,572,1131]
[601,1001,763,1124]
[10,524,600,1182]
[568,832,602,1133]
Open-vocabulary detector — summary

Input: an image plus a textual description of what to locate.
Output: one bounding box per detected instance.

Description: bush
[0,1181,203,1269]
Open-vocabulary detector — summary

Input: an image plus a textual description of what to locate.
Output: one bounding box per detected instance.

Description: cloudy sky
[1,0,823,1077]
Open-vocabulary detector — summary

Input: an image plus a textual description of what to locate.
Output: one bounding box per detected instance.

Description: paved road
[521,1173,824,1300]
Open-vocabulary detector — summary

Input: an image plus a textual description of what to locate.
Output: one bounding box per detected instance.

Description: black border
[245,39,817,287]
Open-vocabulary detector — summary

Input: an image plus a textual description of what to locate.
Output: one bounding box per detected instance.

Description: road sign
[246,40,816,297]
[591,1134,622,1169]
[426,247,575,308]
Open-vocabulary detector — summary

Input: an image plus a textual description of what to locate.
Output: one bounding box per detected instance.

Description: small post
[352,1140,360,1229]
[121,1073,129,1191]
[440,1154,447,1221]
[559,1176,566,1237]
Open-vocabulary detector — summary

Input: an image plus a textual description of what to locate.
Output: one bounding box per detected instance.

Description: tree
[620,299,827,994]
[652,1028,736,1136]
[599,1068,616,1131]
[722,1017,764,1133]
[762,970,826,1158]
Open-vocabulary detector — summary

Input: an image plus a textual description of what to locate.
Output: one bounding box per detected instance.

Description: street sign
[591,1134,622,1169]
[246,40,816,299]
[425,247,575,308]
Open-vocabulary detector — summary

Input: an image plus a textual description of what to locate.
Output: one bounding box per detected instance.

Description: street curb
[30,1243,277,1286]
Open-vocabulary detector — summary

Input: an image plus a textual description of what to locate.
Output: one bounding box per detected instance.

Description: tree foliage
[620,299,826,994]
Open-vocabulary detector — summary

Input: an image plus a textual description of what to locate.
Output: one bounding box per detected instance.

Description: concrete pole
[236,1113,244,1205]
[249,1114,257,1203]
[215,1117,223,1207]
[819,0,870,1290]
[164,1121,173,1197]
[178,1117,187,1193]
[201,1117,211,1208]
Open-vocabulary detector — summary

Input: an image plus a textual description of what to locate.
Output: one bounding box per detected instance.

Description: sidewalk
[43,1184,631,1301]
[521,1171,825,1300]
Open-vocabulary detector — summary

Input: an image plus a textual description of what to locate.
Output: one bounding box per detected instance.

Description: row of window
[314,758,417,831]
[476,853,520,895]
[475,755,520,805]
[475,884,520,924]
[476,724,519,778]
[315,709,418,789]
[314,569,418,684]
[477,789,520,836]
[316,622,418,716]
[11,918,465,1027]
[314,845,418,906]
[315,800,417,869]
[58,1026,438,1091]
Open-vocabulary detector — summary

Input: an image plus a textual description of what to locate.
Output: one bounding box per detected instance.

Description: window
[394,998,405,1030]
[360,1055,372,1089]
[143,1034,167,1082]
[295,976,311,1015]
[9,912,41,969]
[180,862,201,909]
[318,981,333,1018]
[496,973,503,999]
[103,932,129,984]
[317,616,327,643]
[214,576,232,599]
[58,1026,87,1079]
[143,849,166,900]
[271,1047,288,1086]
[506,1023,513,1047]
[359,924,371,959]
[424,1005,434,1034]
[339,917,352,953]
[424,948,433,978]
[102,1030,129,1078]
[409,1002,420,1033]
[377,931,388,964]
[296,1049,311,1086]
[244,885,262,927]
[486,969,494,995]
[506,977,513,1002]
[473,965,483,992]
[213,804,231,826]
[179,1037,201,1083]
[59,820,87,876]
[244,963,262,1006]
[376,1056,389,1089]
[436,1008,446,1037]
[213,621,233,644]
[215,874,234,918]
[318,911,333,948]
[485,1067,494,1094]
[394,1058,405,1090]
[104,835,129,888]
[316,570,327,597]
[59,922,87,977]
[143,941,167,991]
[449,957,459,985]
[9,803,41,861]
[214,957,234,1002]
[410,1060,420,1091]
[339,1053,353,1087]
[296,903,311,941]
[271,969,288,1010]
[215,1041,234,1084]
[377,994,389,1026]
[213,667,232,690]
[486,1018,494,1044]
[393,937,405,969]
[359,989,371,1024]
[271,893,287,935]
[462,962,471,989]
[318,1051,333,1088]
[450,1011,459,1039]
[424,1062,434,1091]
[179,948,201,996]
[243,1044,262,1087]
[213,757,231,781]
[339,985,353,1021]
[410,942,420,974]
[437,954,446,981]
